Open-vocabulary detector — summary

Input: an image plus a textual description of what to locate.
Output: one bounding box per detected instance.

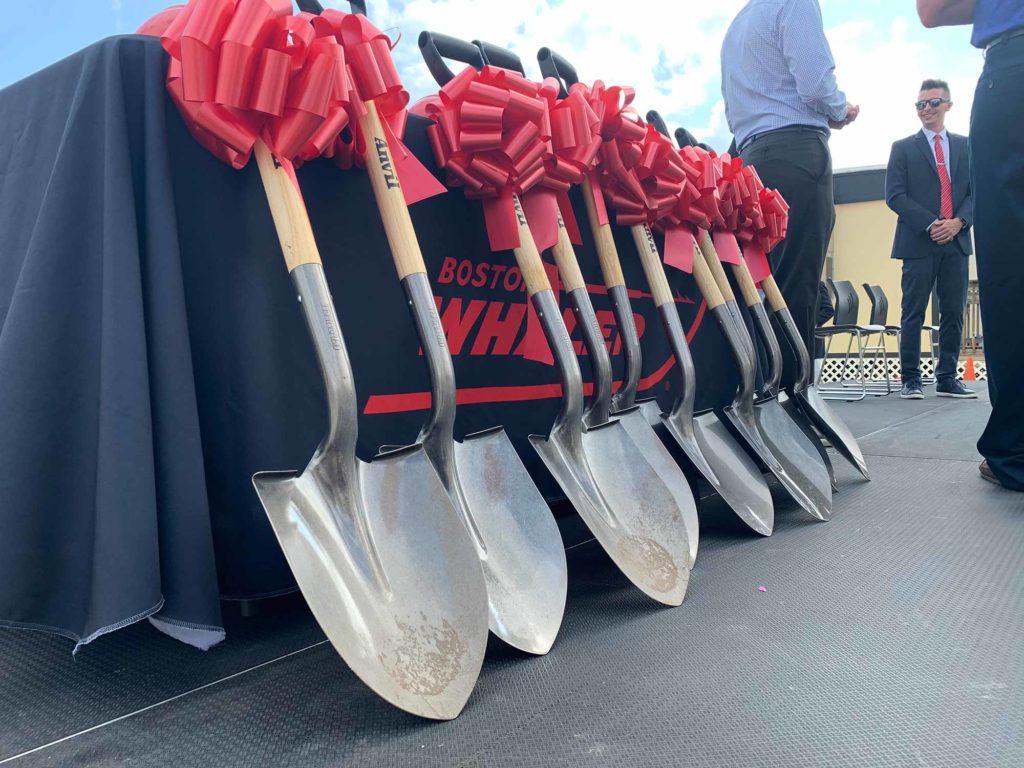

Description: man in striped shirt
[721,0,858,391]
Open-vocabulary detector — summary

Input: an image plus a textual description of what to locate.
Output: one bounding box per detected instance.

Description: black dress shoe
[980,460,1001,486]
[936,379,978,398]
[900,381,924,400]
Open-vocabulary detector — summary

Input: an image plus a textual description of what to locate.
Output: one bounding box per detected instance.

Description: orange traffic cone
[963,356,977,381]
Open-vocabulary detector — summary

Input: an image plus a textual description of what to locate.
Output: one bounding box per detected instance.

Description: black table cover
[0,35,739,650]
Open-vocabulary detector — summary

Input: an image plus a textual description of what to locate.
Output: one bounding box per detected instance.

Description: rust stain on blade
[617,535,679,594]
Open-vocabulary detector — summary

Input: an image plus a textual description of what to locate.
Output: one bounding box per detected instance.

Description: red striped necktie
[934,134,954,219]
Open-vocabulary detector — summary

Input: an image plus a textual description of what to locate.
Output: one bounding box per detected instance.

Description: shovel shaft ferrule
[660,303,698,426]
[610,284,642,411]
[774,306,813,393]
[749,301,784,396]
[569,287,614,428]
[533,289,586,450]
[291,264,360,480]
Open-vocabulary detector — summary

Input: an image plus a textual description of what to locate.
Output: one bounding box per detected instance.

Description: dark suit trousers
[970,40,1024,490]
[899,248,968,382]
[741,130,835,390]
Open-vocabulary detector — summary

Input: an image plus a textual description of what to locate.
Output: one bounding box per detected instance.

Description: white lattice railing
[819,357,987,383]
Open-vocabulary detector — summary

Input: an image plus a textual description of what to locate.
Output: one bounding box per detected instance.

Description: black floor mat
[3,395,1022,768]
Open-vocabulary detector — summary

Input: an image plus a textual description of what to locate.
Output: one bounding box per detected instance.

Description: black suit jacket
[885,130,973,259]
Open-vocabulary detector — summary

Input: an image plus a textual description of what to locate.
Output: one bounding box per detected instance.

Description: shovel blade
[750,399,834,521]
[619,406,700,568]
[687,411,774,536]
[531,420,691,607]
[253,445,488,721]
[798,385,870,480]
[453,427,568,655]
[780,393,837,492]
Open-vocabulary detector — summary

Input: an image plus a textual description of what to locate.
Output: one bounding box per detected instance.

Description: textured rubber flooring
[3,394,1022,767]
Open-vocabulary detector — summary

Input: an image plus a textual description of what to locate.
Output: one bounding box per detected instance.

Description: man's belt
[739,124,829,154]
[985,25,1024,53]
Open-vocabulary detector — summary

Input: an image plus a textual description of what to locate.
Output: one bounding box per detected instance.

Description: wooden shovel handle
[551,212,586,293]
[630,224,673,308]
[691,237,726,310]
[581,175,625,289]
[761,274,787,313]
[357,100,428,280]
[696,229,737,303]
[254,140,322,272]
[511,194,554,296]
[731,257,763,309]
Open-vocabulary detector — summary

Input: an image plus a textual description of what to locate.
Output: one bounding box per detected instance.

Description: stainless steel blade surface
[452,427,568,654]
[254,445,487,721]
[798,384,871,480]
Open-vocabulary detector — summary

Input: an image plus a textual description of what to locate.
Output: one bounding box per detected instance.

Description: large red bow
[421,65,558,252]
[151,0,346,168]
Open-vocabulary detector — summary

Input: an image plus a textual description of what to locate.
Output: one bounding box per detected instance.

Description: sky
[0,0,984,170]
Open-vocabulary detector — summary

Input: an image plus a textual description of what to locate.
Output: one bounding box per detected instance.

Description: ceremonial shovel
[421,32,691,605]
[537,51,773,538]
[251,141,488,720]
[300,0,569,657]
[473,41,699,565]
[697,232,833,520]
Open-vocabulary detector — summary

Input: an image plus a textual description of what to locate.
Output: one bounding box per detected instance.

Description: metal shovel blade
[451,427,568,654]
[254,445,486,721]
[798,385,870,480]
[252,265,488,721]
[687,410,775,536]
[780,391,838,491]
[748,395,834,520]
[531,420,690,606]
[615,406,700,568]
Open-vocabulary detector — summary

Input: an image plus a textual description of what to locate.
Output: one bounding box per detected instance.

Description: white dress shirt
[921,127,952,181]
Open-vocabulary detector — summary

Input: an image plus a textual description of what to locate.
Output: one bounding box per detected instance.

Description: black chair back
[829,279,860,326]
[862,284,888,326]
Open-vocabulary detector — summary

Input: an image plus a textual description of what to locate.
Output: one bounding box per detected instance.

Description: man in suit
[885,78,975,400]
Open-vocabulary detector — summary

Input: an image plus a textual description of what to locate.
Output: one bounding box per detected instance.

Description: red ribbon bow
[150,0,346,169]
[421,65,557,252]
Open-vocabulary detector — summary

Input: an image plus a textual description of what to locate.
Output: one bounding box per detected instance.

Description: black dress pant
[970,38,1024,490]
[898,248,968,383]
[741,129,835,390]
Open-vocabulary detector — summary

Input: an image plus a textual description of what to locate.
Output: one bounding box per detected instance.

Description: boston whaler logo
[374,137,401,189]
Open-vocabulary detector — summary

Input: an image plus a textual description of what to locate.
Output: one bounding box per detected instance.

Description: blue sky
[0,0,984,169]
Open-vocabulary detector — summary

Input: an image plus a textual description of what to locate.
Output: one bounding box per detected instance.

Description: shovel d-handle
[419,31,485,86]
[536,47,579,98]
[552,221,613,427]
[511,194,586,439]
[761,275,814,393]
[473,39,525,73]
[645,110,671,139]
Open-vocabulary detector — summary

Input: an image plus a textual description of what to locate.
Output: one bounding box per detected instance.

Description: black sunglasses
[916,97,950,110]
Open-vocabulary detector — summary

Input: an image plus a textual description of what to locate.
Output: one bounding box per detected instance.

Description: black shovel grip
[295,0,366,15]
[645,110,671,139]
[675,127,701,149]
[418,31,485,86]
[473,39,526,75]
[536,47,578,98]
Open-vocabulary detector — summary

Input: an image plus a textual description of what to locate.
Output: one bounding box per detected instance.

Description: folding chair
[865,284,940,385]
[815,279,891,400]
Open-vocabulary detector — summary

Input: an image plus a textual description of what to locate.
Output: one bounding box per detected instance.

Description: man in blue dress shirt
[885,79,975,401]
[721,0,858,391]
[917,0,1024,491]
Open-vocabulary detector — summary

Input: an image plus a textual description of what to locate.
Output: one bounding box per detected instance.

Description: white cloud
[339,0,983,169]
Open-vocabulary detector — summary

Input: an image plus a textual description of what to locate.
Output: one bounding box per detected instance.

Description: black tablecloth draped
[0,35,738,649]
